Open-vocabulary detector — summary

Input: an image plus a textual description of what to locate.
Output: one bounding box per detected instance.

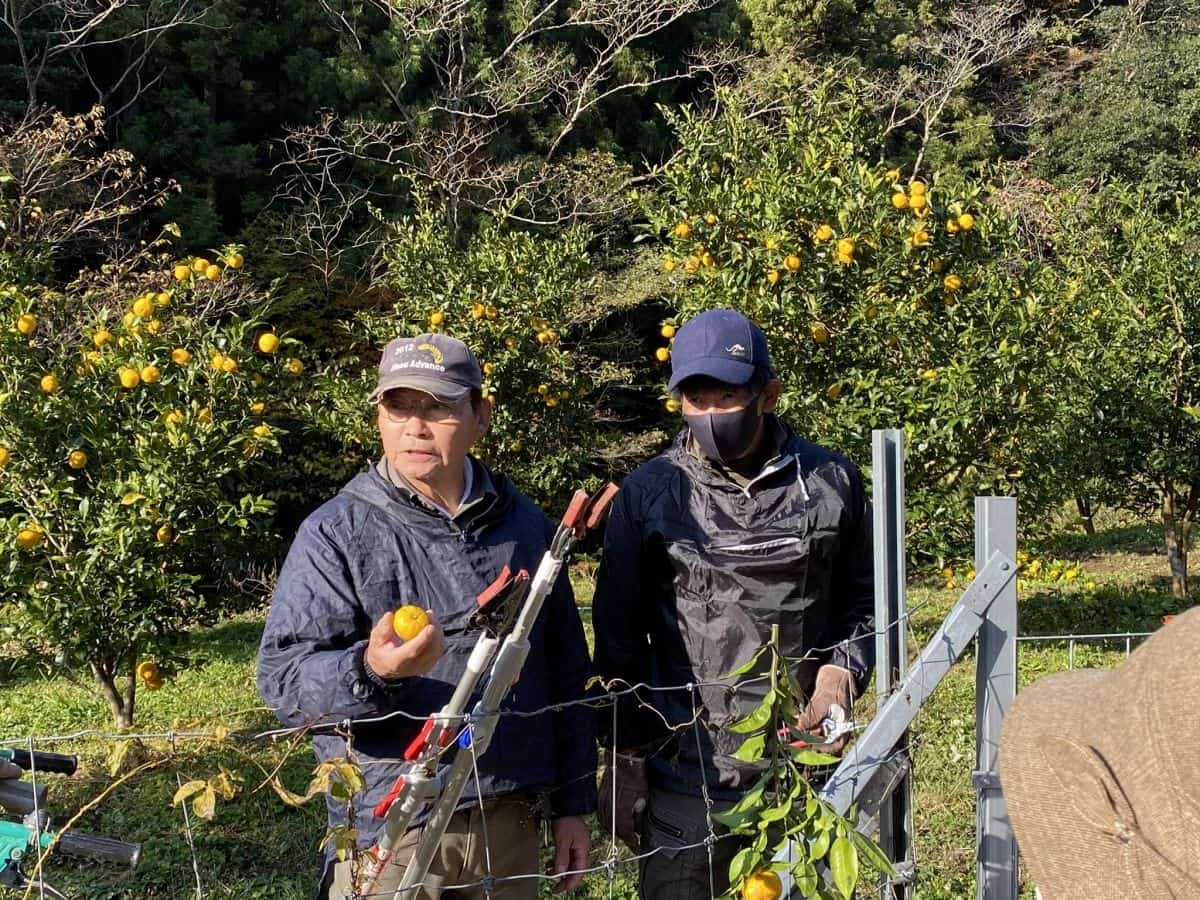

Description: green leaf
[792,860,818,895]
[728,690,775,733]
[711,808,757,830]
[732,732,766,762]
[759,802,791,824]
[810,827,831,860]
[722,646,766,679]
[829,836,858,899]
[727,775,769,814]
[849,829,895,876]
[790,747,840,766]
[727,847,757,887]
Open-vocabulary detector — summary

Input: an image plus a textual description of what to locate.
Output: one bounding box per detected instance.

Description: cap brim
[668,356,758,391]
[369,375,471,404]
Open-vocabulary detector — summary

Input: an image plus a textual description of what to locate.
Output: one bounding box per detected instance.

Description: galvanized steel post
[872,429,913,898]
[973,497,1019,900]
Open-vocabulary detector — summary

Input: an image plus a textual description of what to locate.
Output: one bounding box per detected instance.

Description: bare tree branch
[291,0,725,235]
[1,0,208,114]
[0,106,177,273]
[871,0,1044,177]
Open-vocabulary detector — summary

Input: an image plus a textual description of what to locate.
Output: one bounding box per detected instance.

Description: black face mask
[684,394,763,466]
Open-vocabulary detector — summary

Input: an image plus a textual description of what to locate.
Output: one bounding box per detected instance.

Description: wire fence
[0,607,1160,900]
[1016,631,1153,670]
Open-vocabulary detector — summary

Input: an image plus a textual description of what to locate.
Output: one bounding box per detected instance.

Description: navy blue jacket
[257,461,597,850]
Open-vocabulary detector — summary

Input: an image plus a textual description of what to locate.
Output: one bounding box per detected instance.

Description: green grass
[0,518,1194,898]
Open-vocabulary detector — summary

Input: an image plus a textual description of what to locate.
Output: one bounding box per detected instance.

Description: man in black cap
[258,333,597,900]
[591,309,874,900]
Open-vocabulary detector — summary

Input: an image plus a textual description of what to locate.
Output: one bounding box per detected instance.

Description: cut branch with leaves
[716,627,891,899]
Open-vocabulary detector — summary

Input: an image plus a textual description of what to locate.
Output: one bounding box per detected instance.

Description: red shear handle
[562,483,619,537]
[476,565,514,607]
[374,775,406,818]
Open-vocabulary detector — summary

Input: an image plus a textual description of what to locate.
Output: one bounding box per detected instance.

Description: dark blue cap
[668,308,772,391]
[369,333,483,403]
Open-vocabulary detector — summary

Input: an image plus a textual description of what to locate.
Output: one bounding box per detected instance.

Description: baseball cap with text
[667,308,773,392]
[368,333,483,403]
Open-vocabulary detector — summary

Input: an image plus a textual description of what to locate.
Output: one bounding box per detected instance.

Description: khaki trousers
[327,797,540,900]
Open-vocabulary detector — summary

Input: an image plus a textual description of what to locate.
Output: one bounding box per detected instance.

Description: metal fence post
[974,497,1018,900]
[872,429,913,897]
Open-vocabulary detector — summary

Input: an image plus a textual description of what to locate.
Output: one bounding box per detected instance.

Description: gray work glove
[597,750,648,853]
[0,760,21,779]
[797,665,856,755]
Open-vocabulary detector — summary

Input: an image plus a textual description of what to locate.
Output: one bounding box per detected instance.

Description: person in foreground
[257,333,596,900]
[591,308,875,899]
[1000,606,1200,899]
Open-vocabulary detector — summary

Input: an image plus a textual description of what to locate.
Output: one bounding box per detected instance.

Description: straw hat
[999,606,1200,898]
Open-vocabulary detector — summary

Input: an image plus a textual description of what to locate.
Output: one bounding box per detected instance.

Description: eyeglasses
[379,396,465,424]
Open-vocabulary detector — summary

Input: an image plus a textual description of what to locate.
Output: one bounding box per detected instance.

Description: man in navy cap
[258,333,596,899]
[591,309,874,899]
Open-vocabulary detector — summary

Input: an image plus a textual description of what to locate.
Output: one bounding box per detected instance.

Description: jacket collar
[374,455,499,521]
[681,415,794,490]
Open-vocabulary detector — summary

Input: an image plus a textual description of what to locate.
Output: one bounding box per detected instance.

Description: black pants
[639,787,745,900]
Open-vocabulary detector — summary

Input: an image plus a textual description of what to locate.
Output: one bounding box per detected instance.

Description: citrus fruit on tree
[16,527,44,550]
[393,605,431,641]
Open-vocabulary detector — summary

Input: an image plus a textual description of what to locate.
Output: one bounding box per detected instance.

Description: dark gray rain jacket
[592,421,874,797]
[257,461,597,852]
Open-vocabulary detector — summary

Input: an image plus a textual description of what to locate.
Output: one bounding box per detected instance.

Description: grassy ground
[0,514,1194,898]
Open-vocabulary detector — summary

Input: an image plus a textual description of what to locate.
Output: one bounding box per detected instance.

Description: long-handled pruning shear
[357,484,618,900]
